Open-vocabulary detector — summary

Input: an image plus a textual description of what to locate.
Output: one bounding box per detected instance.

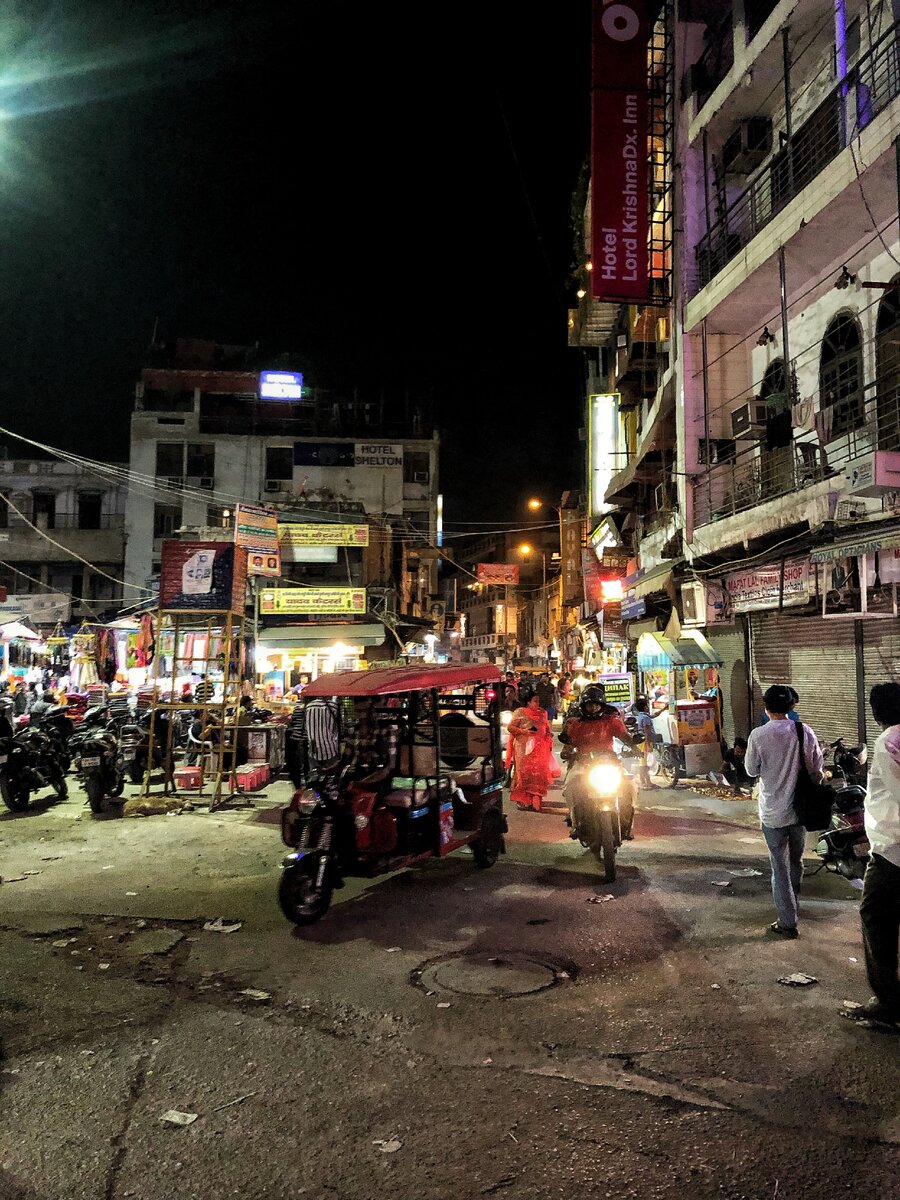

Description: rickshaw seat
[452,764,495,787]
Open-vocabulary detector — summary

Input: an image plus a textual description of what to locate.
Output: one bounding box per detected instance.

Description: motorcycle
[118,711,168,783]
[564,749,636,882]
[70,720,125,815]
[812,782,870,884]
[30,703,75,774]
[823,738,868,786]
[0,708,68,813]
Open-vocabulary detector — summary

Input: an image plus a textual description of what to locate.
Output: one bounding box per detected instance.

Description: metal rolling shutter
[861,621,900,744]
[706,622,750,744]
[750,613,857,744]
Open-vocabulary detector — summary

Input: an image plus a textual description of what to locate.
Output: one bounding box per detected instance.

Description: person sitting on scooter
[560,685,639,837]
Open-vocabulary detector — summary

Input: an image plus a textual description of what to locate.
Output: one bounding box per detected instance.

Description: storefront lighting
[585,261,593,272]
[600,579,624,602]
[576,288,586,299]
[328,641,350,659]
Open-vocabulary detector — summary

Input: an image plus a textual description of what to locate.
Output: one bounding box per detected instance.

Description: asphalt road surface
[1,775,897,1200]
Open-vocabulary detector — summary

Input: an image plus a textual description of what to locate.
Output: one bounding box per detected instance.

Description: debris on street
[586,894,614,904]
[160,1110,199,1127]
[436,1002,451,1009]
[203,918,242,934]
[386,946,401,952]
[373,1136,402,1153]
[711,880,731,887]
[777,973,818,987]
[238,989,272,1002]
[212,1092,256,1112]
[727,867,764,878]
[51,938,77,948]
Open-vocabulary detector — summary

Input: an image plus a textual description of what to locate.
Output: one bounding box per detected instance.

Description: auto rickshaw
[278,664,507,924]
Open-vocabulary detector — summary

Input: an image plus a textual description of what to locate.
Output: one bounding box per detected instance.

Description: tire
[597,811,617,882]
[472,808,503,868]
[278,857,333,925]
[129,757,145,785]
[84,775,105,815]
[0,772,30,813]
[51,771,68,801]
[660,748,681,787]
[110,773,125,798]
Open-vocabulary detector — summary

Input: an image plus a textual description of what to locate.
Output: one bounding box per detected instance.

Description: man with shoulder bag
[745,684,825,939]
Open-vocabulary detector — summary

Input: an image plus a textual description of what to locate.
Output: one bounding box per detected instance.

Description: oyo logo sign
[601,1,640,41]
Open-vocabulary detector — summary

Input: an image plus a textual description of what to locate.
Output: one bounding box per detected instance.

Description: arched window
[820,313,863,437]
[759,358,793,498]
[876,279,900,450]
[760,359,786,404]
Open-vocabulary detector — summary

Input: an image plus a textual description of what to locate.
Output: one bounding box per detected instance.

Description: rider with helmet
[560,684,639,838]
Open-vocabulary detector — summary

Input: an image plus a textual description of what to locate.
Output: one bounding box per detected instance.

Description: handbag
[792,719,834,830]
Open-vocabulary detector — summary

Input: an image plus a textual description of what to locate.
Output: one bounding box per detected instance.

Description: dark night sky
[0,1,590,522]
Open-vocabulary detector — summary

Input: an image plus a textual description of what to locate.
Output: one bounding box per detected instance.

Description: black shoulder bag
[792,720,833,831]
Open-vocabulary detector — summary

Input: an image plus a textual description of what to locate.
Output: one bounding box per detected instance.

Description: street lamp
[527,498,542,512]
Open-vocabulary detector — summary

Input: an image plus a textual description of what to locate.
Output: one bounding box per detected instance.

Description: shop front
[636,629,724,779]
[255,621,387,706]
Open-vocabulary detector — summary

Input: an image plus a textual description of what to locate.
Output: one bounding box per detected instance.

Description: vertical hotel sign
[591,1,650,303]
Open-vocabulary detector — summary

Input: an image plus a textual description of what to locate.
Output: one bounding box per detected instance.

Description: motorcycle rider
[560,684,640,839]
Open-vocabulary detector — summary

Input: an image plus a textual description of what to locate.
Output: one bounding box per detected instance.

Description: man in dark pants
[843,683,900,1028]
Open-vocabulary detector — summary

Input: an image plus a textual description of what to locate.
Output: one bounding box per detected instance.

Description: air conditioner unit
[412,471,429,483]
[681,580,707,625]
[199,477,214,490]
[263,479,284,493]
[722,117,772,175]
[731,402,768,438]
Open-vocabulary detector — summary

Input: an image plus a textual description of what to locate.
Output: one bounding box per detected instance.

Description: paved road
[0,777,897,1199]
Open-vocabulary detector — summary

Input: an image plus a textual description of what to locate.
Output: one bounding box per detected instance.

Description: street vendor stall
[0,620,45,686]
[636,630,723,785]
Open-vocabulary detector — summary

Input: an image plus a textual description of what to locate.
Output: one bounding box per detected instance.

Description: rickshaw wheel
[278,856,333,924]
[660,748,681,786]
[472,809,503,868]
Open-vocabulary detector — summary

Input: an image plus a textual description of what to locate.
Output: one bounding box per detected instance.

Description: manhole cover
[415,953,561,998]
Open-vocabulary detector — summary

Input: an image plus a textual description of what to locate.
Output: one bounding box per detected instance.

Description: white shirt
[745,718,824,828]
[864,726,900,869]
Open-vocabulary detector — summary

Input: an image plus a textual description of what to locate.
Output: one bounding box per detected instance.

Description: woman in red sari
[508,693,554,811]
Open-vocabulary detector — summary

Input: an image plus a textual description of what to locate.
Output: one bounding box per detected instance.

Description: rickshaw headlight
[297,789,320,814]
[588,764,621,796]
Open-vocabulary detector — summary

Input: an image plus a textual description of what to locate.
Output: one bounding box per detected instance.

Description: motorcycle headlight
[500,711,513,727]
[588,764,622,796]
[297,789,320,814]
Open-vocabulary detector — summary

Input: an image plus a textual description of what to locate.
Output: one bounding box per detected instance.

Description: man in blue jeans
[745,684,824,939]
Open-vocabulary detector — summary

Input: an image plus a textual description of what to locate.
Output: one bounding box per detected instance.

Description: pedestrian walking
[632,697,659,790]
[842,682,900,1028]
[745,684,824,938]
[535,672,559,722]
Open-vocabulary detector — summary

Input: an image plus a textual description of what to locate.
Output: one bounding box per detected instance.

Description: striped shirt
[303,697,341,768]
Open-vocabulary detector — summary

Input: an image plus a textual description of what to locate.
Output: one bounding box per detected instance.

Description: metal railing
[8,512,125,532]
[694,22,900,293]
[695,375,900,526]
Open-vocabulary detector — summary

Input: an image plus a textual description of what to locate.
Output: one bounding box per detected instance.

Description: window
[77,493,102,530]
[71,573,84,601]
[142,388,194,413]
[153,503,181,540]
[186,443,215,478]
[155,442,184,478]
[821,314,864,436]
[876,280,900,450]
[265,446,293,480]
[206,505,232,529]
[32,491,56,530]
[403,451,429,484]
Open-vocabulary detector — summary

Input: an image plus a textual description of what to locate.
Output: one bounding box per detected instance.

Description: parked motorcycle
[823,738,868,786]
[118,710,170,784]
[70,720,125,815]
[30,703,75,774]
[813,782,870,883]
[0,708,68,813]
[564,750,636,882]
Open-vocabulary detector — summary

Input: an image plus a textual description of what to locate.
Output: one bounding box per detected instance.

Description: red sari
[508,704,554,811]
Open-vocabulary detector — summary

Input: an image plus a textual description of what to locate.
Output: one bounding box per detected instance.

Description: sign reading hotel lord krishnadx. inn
[259,587,367,616]
[476,563,520,585]
[591,0,650,303]
[160,541,247,611]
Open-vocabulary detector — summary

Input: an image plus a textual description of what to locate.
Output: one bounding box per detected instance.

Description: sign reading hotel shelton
[590,1,650,303]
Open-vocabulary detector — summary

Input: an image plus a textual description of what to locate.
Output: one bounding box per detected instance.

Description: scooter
[70,720,125,815]
[0,708,68,813]
[823,738,868,786]
[564,749,636,882]
[812,782,870,884]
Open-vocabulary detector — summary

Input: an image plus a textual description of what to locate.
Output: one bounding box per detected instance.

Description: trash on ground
[101,866,113,870]
[556,970,570,980]
[2,876,26,883]
[586,894,614,904]
[98,963,111,971]
[51,938,77,948]
[727,867,764,878]
[386,946,401,953]
[711,880,731,887]
[238,989,271,1002]
[160,1110,198,1126]
[373,1136,402,1153]
[777,972,818,987]
[842,1000,864,1010]
[436,1002,451,1009]
[125,891,138,897]
[203,918,242,934]
[212,1091,256,1111]
[849,957,858,963]
[22,869,41,877]
[711,983,721,990]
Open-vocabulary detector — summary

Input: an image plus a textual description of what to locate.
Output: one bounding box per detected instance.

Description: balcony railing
[694,375,900,526]
[5,512,125,532]
[694,22,900,293]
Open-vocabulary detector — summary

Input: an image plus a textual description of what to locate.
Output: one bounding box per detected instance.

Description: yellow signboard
[259,587,367,615]
[278,523,370,548]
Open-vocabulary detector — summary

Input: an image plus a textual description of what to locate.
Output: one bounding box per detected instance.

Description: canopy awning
[810,528,900,563]
[0,621,41,642]
[624,560,681,599]
[636,630,722,671]
[302,663,502,697]
[257,622,386,647]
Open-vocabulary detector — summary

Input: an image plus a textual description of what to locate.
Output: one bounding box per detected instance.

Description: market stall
[0,620,45,686]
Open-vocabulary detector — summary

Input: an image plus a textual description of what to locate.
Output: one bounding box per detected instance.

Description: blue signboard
[259,370,304,400]
[621,593,646,620]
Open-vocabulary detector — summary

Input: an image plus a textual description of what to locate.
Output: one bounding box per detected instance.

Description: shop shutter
[706,621,750,744]
[861,620,900,744]
[750,613,857,744]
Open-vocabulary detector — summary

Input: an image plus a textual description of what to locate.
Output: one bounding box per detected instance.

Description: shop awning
[810,529,900,563]
[636,630,722,671]
[257,623,386,647]
[625,560,680,599]
[627,618,659,640]
[0,621,40,642]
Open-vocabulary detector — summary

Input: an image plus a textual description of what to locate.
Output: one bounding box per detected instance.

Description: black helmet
[581,685,605,707]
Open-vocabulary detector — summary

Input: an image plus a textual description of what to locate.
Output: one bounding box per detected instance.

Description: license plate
[81,757,101,768]
[852,841,871,858]
[0,755,7,765]
[123,752,136,761]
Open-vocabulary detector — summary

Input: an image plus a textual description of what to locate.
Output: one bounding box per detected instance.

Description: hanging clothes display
[135,613,155,667]
[95,628,118,684]
[70,626,100,690]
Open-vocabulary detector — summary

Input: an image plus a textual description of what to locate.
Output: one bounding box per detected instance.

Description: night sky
[0,1,590,522]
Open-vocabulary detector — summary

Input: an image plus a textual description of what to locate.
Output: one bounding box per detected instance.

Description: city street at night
[1,779,897,1200]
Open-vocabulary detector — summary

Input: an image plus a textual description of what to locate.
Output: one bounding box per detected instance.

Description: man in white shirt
[745,684,824,939]
[843,683,900,1027]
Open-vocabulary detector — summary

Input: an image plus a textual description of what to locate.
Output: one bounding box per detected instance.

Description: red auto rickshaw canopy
[301,664,502,697]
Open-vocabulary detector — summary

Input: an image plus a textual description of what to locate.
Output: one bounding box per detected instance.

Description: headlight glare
[588,763,621,796]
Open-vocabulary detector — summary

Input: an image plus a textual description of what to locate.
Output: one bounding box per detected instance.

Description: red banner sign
[591,0,650,303]
[477,563,519,585]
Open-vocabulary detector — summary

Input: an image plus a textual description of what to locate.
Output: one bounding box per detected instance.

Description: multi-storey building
[0,458,127,622]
